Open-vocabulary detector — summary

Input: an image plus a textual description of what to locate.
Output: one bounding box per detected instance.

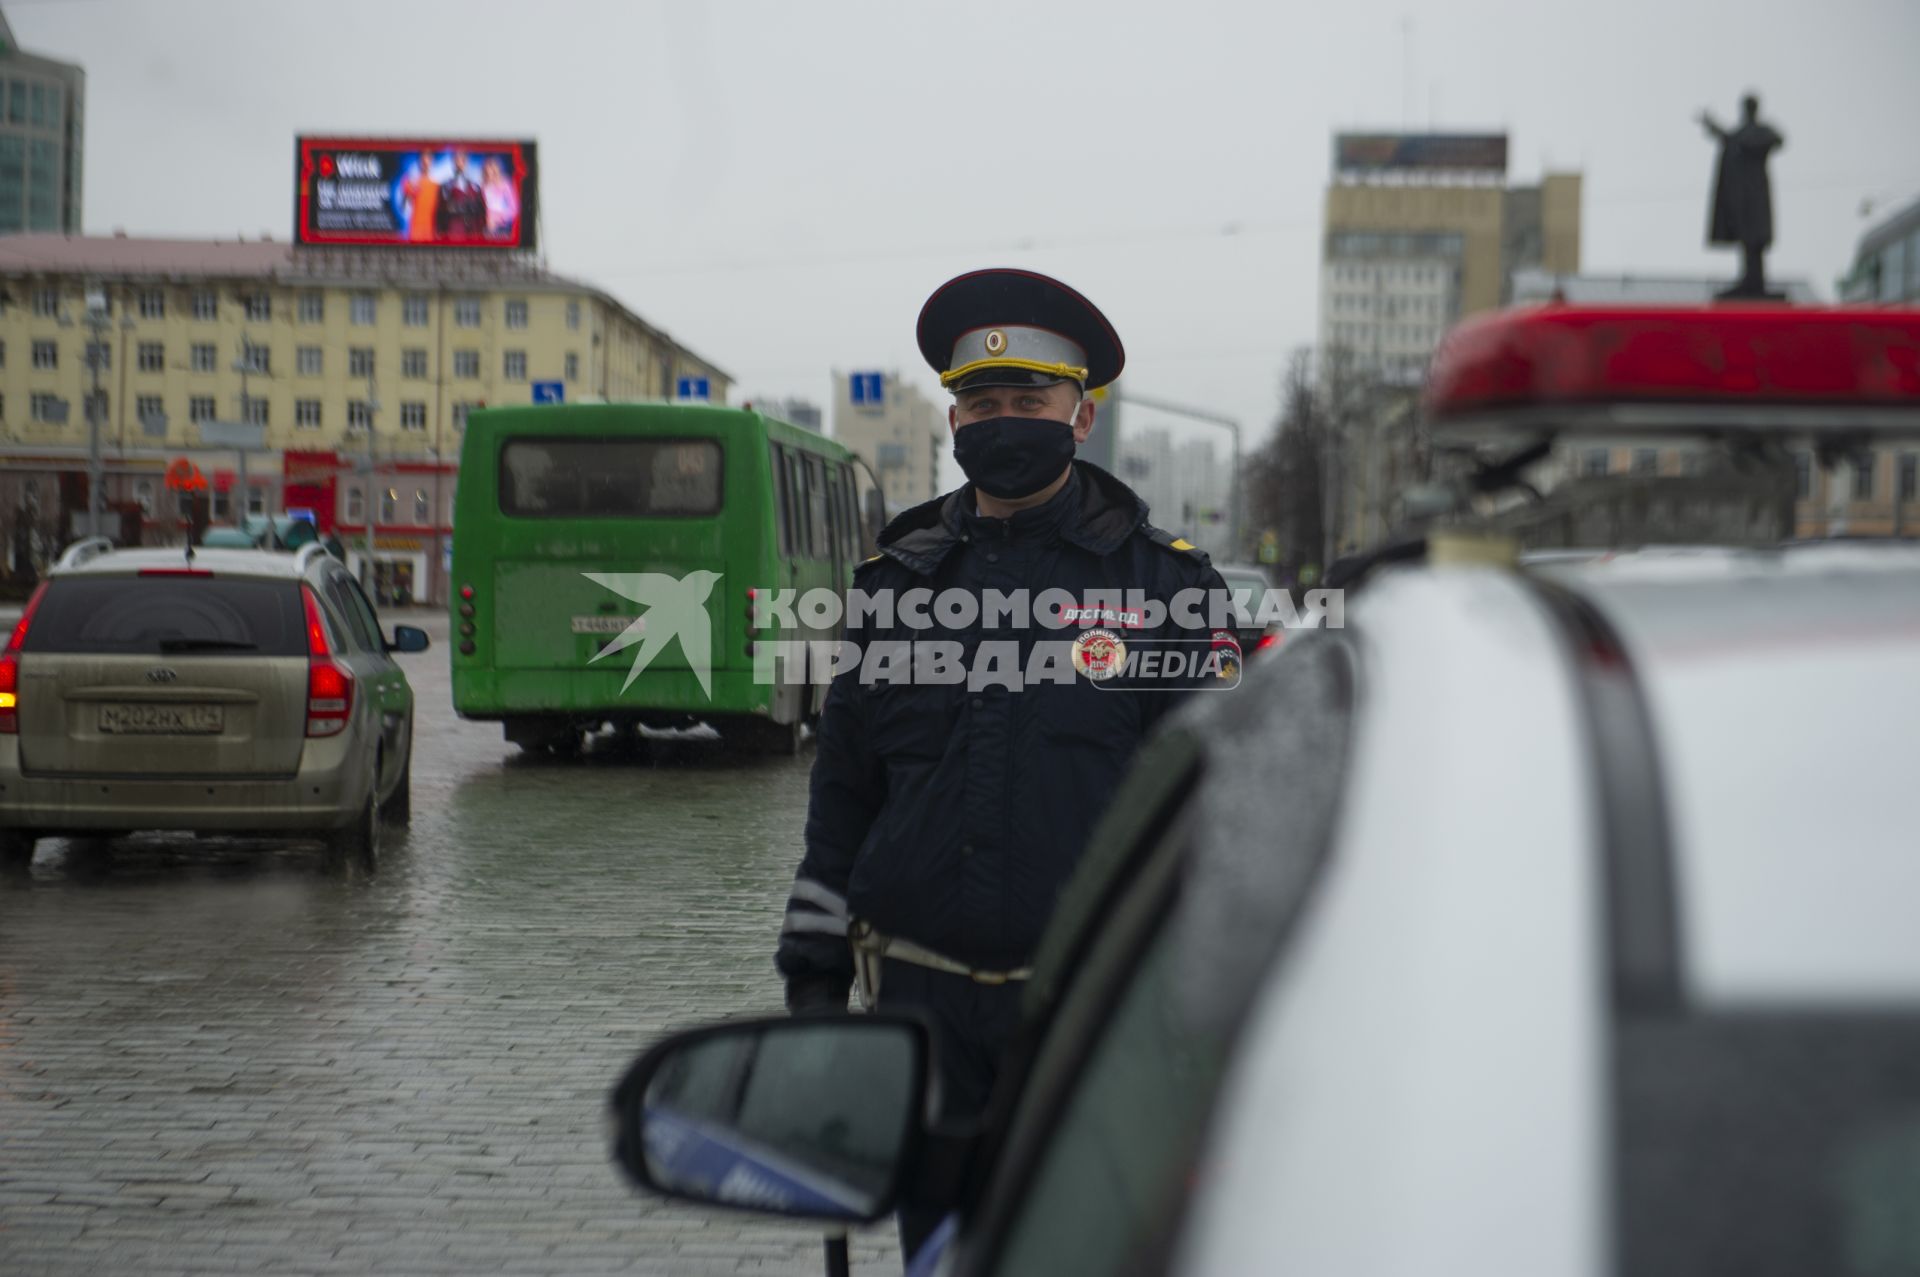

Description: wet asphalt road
[0,610,895,1274]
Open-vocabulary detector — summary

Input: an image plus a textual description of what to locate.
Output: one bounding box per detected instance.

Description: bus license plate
[99,704,225,735]
[572,616,639,634]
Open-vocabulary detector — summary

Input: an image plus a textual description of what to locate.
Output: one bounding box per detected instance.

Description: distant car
[0,538,427,872]
[609,541,1920,1277]
[1210,562,1280,660]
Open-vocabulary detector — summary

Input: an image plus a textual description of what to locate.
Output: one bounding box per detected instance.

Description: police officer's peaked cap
[917,268,1125,393]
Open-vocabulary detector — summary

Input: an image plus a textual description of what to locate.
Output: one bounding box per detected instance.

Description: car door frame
[943,633,1361,1277]
[315,564,412,798]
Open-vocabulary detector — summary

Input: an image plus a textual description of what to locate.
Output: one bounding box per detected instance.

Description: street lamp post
[83,288,110,539]
[1110,388,1244,559]
[363,372,379,592]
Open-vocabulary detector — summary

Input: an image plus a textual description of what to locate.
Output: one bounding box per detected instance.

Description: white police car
[608,304,1920,1276]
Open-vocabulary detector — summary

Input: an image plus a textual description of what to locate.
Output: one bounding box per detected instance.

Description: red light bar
[1426,305,1920,435]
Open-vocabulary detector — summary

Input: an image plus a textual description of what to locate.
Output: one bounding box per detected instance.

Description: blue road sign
[532,381,565,404]
[849,372,885,405]
[676,376,711,401]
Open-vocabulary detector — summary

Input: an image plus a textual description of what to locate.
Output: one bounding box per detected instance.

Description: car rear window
[499,437,723,517]
[1617,1013,1920,1275]
[20,576,307,657]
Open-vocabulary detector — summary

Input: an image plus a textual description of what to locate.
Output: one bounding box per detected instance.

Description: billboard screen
[295,137,537,249]
[1333,133,1508,174]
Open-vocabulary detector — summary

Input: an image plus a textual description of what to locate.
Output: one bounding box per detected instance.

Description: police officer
[774,268,1229,1258]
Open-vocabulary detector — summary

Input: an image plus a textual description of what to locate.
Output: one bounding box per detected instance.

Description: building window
[243,293,271,322]
[138,289,166,320]
[85,340,110,371]
[1853,453,1875,501]
[454,298,481,327]
[192,290,218,321]
[566,300,581,330]
[243,397,268,426]
[30,392,62,424]
[504,299,529,329]
[296,399,322,429]
[565,352,579,381]
[350,293,376,325]
[1631,448,1658,476]
[31,339,56,370]
[248,485,267,517]
[33,287,59,317]
[1901,454,1918,502]
[138,342,165,372]
[135,479,153,514]
[297,346,322,376]
[298,292,325,324]
[413,488,431,524]
[400,401,427,431]
[347,400,373,433]
[348,347,374,379]
[454,402,480,431]
[136,394,164,423]
[189,395,216,423]
[403,295,430,327]
[1793,451,1812,500]
[453,349,480,379]
[191,342,216,373]
[401,348,428,379]
[241,342,270,375]
[380,487,398,524]
[1581,448,1609,477]
[503,350,527,380]
[346,486,365,523]
[0,339,5,368]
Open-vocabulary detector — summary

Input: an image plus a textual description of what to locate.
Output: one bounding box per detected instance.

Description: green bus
[450,402,875,755]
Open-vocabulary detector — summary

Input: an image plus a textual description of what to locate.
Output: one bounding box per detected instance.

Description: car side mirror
[610,1014,931,1223]
[388,625,431,654]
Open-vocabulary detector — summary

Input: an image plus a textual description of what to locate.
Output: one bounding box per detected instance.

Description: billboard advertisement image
[1332,133,1508,175]
[295,137,538,249]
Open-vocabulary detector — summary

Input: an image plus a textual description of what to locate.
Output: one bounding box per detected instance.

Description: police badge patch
[1071,628,1127,682]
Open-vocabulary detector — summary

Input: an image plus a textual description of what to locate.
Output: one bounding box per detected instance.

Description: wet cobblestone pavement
[0,612,895,1274]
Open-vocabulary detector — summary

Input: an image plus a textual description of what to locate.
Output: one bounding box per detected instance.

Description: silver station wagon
[0,539,427,872]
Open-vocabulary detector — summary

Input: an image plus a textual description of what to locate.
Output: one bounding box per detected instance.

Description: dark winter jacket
[775,463,1229,991]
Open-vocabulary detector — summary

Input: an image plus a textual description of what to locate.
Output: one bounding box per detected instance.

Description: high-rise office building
[0,10,84,235]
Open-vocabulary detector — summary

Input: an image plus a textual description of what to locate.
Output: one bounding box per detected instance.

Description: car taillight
[301,585,354,738]
[0,581,49,734]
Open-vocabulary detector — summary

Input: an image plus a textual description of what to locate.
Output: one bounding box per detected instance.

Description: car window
[1617,1013,1920,1276]
[21,577,307,657]
[976,637,1356,1277]
[321,574,381,653]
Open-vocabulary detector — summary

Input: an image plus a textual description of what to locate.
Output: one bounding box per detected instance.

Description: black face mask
[952,417,1076,500]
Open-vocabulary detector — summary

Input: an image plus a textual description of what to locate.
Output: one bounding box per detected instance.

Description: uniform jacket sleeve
[774,608,883,985]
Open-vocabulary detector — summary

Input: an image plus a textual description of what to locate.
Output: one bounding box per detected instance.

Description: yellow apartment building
[0,234,730,601]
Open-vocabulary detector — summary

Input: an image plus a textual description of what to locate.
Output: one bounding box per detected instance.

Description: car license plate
[572,615,639,634]
[98,703,225,735]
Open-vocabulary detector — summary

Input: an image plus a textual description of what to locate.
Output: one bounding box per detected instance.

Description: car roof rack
[292,541,331,575]
[53,535,115,571]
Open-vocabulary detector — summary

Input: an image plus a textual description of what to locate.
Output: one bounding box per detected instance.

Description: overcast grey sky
[14,0,1920,457]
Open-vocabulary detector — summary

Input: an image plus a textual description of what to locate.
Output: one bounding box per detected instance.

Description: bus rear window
[499,438,723,518]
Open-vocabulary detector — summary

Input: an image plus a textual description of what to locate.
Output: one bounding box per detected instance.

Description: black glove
[785,974,852,1015]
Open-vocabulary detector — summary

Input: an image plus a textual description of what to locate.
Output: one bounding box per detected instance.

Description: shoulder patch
[1169,537,1196,551]
[1140,522,1216,576]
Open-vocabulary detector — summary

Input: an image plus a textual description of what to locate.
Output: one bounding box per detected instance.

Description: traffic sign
[849,372,884,406]
[676,376,711,401]
[532,381,565,404]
